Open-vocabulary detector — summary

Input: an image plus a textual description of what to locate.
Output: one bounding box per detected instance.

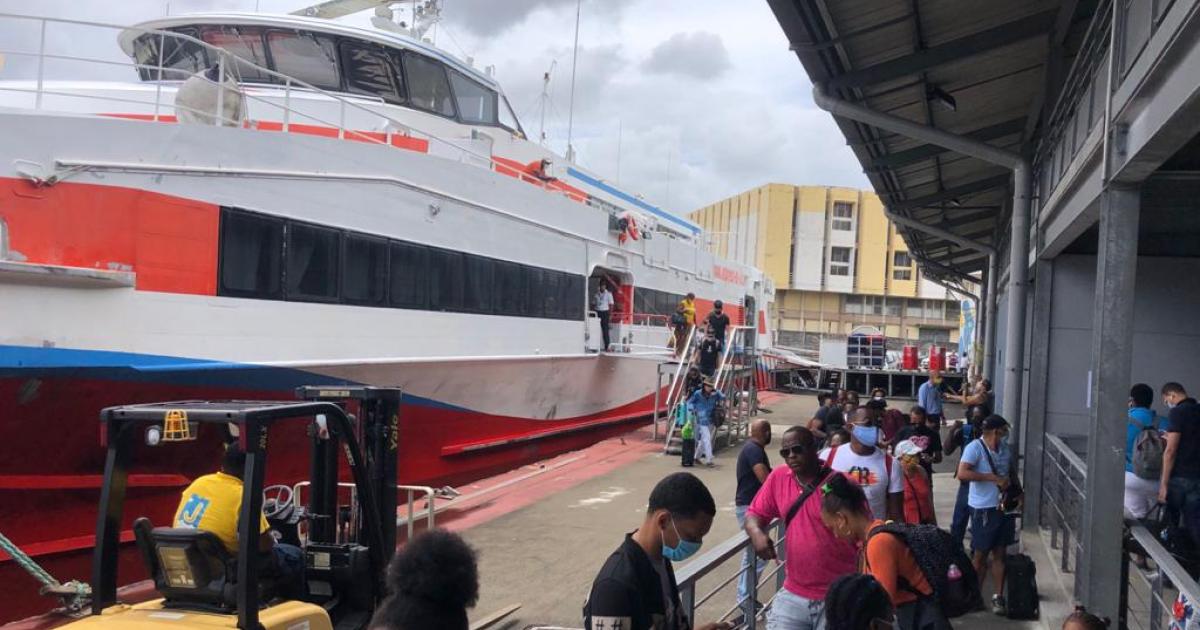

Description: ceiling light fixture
[927,86,957,112]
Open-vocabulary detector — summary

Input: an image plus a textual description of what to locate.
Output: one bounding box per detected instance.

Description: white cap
[895,438,926,458]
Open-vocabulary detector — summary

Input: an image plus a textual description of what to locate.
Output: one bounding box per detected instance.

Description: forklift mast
[295,387,401,555]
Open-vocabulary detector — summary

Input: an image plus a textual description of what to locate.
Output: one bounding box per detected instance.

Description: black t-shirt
[813,405,830,423]
[894,424,944,477]
[584,534,687,630]
[706,312,731,339]
[824,406,845,431]
[735,440,770,506]
[1168,398,1200,479]
[698,339,720,372]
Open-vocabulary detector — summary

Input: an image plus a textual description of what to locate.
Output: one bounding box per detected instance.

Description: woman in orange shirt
[820,474,951,630]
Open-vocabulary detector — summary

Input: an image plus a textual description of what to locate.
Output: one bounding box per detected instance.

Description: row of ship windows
[133,25,521,131]
[218,207,585,320]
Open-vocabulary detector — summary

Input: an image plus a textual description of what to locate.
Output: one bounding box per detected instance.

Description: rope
[0,529,91,613]
[0,529,58,588]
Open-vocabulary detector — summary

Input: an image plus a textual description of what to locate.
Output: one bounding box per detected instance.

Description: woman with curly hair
[824,573,894,630]
[369,529,480,630]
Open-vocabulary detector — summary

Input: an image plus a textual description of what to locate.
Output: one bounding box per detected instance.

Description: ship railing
[292,480,443,543]
[0,13,597,207]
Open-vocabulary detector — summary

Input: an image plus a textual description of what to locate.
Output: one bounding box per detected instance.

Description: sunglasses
[779,445,807,458]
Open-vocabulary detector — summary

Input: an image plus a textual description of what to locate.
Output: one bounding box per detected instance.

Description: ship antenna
[565,0,581,163]
[539,60,556,147]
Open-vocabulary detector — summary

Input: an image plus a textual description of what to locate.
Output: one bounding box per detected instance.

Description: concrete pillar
[1080,186,1140,621]
[1021,259,1054,529]
[984,255,998,381]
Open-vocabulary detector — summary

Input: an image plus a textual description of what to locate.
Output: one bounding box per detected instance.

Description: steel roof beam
[825,9,1057,89]
[887,173,1012,211]
[867,118,1027,170]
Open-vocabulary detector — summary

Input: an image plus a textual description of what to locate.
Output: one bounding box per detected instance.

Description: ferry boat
[0,2,773,622]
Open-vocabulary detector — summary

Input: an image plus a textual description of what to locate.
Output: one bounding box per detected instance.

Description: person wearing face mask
[820,476,951,630]
[744,427,858,630]
[1159,382,1200,548]
[956,415,1015,615]
[819,408,905,522]
[584,472,730,630]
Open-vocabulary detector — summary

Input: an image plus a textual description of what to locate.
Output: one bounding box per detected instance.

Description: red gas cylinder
[902,345,919,370]
[929,346,946,372]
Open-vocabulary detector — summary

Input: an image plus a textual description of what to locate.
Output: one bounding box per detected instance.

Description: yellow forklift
[64,386,402,630]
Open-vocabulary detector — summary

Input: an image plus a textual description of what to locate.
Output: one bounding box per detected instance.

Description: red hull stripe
[490,156,589,202]
[0,474,189,490]
[0,531,136,564]
[99,113,431,153]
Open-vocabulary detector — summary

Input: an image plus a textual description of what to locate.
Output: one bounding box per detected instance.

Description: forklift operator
[174,442,305,597]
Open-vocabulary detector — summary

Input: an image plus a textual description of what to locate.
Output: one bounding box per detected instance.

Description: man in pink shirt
[744,426,858,630]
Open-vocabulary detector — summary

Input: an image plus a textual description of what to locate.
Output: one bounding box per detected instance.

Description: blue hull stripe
[566,167,700,234]
[0,345,468,412]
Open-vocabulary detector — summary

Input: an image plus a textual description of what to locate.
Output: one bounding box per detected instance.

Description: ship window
[340,41,406,104]
[448,69,497,125]
[132,28,209,81]
[499,96,521,134]
[218,209,283,298]
[522,267,546,318]
[201,26,271,83]
[561,274,585,320]
[493,260,525,316]
[464,255,494,313]
[343,234,388,305]
[266,30,340,90]
[542,270,563,319]
[428,248,466,311]
[389,242,427,308]
[287,222,340,301]
[402,53,456,117]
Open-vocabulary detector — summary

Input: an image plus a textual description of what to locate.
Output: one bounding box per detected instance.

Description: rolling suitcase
[681,438,696,467]
[1004,551,1039,619]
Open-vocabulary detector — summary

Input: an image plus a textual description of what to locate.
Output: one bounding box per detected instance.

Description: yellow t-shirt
[680,298,696,325]
[174,471,269,552]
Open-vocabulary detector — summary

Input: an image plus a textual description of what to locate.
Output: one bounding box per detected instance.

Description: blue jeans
[266,543,305,599]
[735,506,767,617]
[768,588,826,630]
[1168,476,1200,549]
[950,481,971,548]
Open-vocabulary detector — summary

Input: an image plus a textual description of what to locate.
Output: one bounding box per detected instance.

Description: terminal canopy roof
[768,0,1098,283]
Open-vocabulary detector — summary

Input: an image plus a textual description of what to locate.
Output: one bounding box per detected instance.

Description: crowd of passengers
[177,369,1200,630]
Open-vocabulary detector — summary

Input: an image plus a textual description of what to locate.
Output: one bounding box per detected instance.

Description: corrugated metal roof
[768,0,1097,282]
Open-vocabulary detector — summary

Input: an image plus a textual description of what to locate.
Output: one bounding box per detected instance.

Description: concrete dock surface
[447,392,1073,629]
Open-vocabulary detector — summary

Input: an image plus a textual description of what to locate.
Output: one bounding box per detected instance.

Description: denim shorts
[970,507,1014,553]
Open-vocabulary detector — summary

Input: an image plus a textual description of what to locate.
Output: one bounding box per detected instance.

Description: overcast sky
[0,0,870,214]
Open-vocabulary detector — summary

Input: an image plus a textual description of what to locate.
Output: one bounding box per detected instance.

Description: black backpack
[867,522,982,617]
[711,401,726,427]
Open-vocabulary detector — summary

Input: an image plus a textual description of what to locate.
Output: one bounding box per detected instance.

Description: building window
[906,299,924,318]
[832,202,854,231]
[884,297,901,317]
[892,251,913,281]
[946,300,962,322]
[843,295,863,314]
[829,246,851,276]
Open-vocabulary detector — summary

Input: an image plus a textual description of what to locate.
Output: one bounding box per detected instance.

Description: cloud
[641,31,730,80]
[442,0,635,37]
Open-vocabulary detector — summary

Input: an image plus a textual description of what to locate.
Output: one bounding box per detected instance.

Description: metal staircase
[659,325,758,455]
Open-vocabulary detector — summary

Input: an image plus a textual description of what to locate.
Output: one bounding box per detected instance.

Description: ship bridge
[771,0,1200,624]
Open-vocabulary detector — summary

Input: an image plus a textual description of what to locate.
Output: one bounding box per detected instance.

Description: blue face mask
[852,424,879,448]
[662,517,702,562]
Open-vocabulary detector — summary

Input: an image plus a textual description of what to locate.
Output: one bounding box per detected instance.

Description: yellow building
[689,184,964,351]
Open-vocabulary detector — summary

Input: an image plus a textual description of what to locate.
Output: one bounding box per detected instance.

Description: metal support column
[1080,186,1140,621]
[1003,164,1031,449]
[984,254,998,381]
[1021,259,1054,529]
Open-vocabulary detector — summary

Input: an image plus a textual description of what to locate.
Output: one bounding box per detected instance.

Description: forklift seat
[133,517,276,612]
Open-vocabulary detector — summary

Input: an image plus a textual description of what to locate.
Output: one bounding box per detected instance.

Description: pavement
[451,392,1073,630]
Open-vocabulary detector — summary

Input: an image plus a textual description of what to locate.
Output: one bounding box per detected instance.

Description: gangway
[660,326,757,455]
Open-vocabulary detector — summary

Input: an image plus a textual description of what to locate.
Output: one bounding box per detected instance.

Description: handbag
[981,442,1023,513]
